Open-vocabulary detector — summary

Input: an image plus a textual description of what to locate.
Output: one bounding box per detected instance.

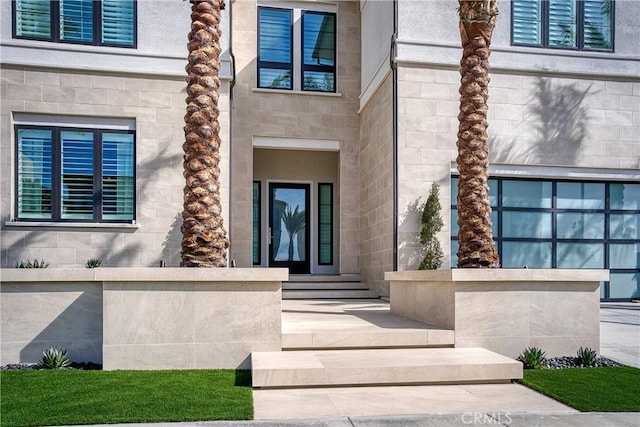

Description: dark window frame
[257,6,293,90]
[318,182,333,265]
[14,124,136,223]
[301,10,336,93]
[510,0,615,52]
[452,176,640,301]
[12,0,138,48]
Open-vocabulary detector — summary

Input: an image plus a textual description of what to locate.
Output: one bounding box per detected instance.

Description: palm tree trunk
[181,0,229,267]
[456,0,499,268]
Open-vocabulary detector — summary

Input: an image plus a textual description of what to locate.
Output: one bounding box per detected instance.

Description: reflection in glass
[273,189,306,262]
[610,214,639,239]
[17,128,53,219]
[610,184,640,210]
[609,244,639,269]
[557,182,604,209]
[502,242,552,268]
[609,272,639,299]
[258,8,292,89]
[302,12,335,92]
[557,243,604,268]
[503,181,552,208]
[503,211,551,238]
[557,213,604,239]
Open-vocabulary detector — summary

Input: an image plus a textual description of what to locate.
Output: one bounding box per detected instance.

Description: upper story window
[258,5,336,92]
[511,0,613,51]
[16,124,135,223]
[13,0,136,48]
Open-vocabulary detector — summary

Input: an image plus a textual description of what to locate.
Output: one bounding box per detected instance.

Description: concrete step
[282,327,454,350]
[282,289,379,299]
[288,274,361,283]
[252,347,522,388]
[283,282,370,290]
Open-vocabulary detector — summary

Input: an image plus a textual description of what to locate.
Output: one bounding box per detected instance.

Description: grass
[519,365,640,412]
[0,369,253,427]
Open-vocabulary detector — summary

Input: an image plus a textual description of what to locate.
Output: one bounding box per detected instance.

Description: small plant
[518,347,547,369]
[16,259,49,268]
[86,258,102,268]
[419,183,444,270]
[39,347,71,369]
[576,347,598,367]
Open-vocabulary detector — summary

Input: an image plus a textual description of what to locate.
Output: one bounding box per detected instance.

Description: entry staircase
[251,299,522,390]
[283,275,378,299]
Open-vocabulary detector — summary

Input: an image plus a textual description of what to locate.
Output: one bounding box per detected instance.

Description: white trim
[13,113,136,130]
[258,1,337,14]
[359,62,391,113]
[253,136,340,151]
[450,163,640,181]
[253,88,342,97]
[4,221,138,230]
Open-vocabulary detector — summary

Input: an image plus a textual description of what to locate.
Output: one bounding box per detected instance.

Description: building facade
[1,0,639,301]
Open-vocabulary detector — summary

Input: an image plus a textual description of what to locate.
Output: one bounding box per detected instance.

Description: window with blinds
[13,0,136,47]
[511,0,613,51]
[16,125,135,223]
[318,183,333,265]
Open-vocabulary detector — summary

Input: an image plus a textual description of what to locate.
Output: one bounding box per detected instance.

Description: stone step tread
[251,347,523,388]
[288,275,361,283]
[283,290,379,299]
[283,282,370,290]
[282,327,454,350]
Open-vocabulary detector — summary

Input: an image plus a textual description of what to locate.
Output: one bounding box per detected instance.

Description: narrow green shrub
[576,347,598,367]
[86,258,102,268]
[16,259,49,268]
[518,347,547,369]
[419,183,444,270]
[39,347,71,369]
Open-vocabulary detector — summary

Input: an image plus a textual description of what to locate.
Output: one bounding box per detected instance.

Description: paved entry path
[600,302,640,368]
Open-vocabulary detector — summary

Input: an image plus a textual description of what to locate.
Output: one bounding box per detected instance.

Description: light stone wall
[1,268,286,369]
[231,0,361,273]
[387,269,606,358]
[359,74,394,296]
[397,63,640,270]
[0,66,232,267]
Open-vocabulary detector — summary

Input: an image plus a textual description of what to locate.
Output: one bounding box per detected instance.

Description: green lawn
[0,369,253,427]
[519,366,640,412]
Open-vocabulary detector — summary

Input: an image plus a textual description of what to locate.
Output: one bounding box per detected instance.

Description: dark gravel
[544,356,621,369]
[1,362,102,371]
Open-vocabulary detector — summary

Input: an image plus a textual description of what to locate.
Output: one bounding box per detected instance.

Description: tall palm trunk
[456,0,499,268]
[181,0,229,267]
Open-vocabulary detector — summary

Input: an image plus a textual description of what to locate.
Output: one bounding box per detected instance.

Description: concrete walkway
[601,302,640,368]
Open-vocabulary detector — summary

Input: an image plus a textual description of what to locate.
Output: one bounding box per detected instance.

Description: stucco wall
[396,64,639,270]
[231,0,361,273]
[360,0,394,107]
[360,74,394,296]
[0,67,231,267]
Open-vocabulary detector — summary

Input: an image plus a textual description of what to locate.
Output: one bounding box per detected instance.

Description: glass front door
[269,183,310,274]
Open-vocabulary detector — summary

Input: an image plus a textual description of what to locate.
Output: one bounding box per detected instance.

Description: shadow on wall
[398,198,423,270]
[5,284,104,364]
[161,213,182,265]
[2,144,182,267]
[491,77,592,165]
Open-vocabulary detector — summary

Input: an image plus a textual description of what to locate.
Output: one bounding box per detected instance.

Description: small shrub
[39,347,71,369]
[518,347,547,369]
[16,259,49,268]
[86,258,102,268]
[576,347,598,367]
[419,183,444,270]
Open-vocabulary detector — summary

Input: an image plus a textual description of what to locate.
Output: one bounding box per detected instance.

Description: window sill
[4,221,139,231]
[253,88,343,97]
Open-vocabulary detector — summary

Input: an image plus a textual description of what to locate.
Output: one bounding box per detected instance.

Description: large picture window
[13,0,136,47]
[16,125,135,223]
[451,177,640,300]
[258,6,335,92]
[511,0,613,51]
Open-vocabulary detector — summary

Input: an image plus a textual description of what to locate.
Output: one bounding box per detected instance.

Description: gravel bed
[544,356,621,369]
[1,362,102,371]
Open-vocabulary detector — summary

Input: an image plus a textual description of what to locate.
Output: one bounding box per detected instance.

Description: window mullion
[292,8,302,91]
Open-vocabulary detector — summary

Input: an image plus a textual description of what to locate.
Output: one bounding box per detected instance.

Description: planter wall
[1,268,287,370]
[385,269,608,358]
